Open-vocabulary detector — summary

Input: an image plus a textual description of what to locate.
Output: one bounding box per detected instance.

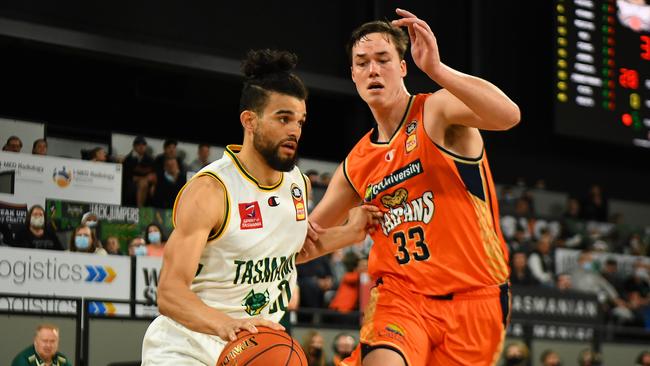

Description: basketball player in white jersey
[141,49,380,365]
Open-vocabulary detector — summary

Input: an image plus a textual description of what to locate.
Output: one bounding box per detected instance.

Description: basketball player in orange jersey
[299,8,520,366]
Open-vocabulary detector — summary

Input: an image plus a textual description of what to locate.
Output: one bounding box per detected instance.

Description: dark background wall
[0,0,648,203]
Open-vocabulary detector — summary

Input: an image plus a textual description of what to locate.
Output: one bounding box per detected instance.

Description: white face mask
[31,216,44,228]
[636,268,649,280]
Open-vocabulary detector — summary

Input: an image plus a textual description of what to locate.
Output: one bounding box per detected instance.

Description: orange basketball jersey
[344,94,510,295]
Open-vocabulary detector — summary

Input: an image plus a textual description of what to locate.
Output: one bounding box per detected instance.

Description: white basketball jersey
[185,145,308,322]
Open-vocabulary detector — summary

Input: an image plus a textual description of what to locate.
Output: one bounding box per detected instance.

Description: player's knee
[363,348,406,366]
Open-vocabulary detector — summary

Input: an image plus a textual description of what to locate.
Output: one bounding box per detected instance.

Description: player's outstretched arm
[298,165,380,263]
[392,8,520,132]
[157,176,283,341]
[298,204,380,263]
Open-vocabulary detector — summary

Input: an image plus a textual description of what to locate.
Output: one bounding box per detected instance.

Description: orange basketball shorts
[341,277,510,366]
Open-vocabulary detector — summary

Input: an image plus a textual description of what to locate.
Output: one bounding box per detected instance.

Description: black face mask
[506,357,524,366]
[338,351,352,359]
[310,347,322,359]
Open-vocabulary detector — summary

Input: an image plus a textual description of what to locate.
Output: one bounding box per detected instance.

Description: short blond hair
[35,323,60,338]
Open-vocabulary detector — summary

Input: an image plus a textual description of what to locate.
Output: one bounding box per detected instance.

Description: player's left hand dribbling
[216,317,285,342]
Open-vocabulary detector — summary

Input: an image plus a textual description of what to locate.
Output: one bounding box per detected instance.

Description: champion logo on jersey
[268,196,280,207]
[290,183,306,221]
[385,149,396,162]
[239,202,263,229]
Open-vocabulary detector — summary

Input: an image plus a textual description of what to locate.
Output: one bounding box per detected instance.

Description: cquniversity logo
[85,265,117,283]
[52,166,72,188]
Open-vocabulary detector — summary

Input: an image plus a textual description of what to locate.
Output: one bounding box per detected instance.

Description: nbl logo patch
[238,202,263,229]
[290,183,306,221]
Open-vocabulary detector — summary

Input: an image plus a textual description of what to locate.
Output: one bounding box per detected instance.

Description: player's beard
[253,129,298,172]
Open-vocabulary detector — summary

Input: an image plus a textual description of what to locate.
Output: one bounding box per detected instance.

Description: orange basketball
[216,327,307,366]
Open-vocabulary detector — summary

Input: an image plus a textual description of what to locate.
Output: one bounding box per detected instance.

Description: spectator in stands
[122,135,155,207]
[128,236,148,256]
[3,135,23,152]
[305,169,320,186]
[503,341,529,366]
[555,272,572,291]
[540,349,561,366]
[302,330,326,366]
[581,184,608,222]
[11,323,72,366]
[329,251,361,312]
[498,185,518,216]
[12,205,64,250]
[623,290,648,328]
[297,254,333,311]
[571,250,632,323]
[577,348,602,366]
[80,211,103,247]
[89,147,108,162]
[510,251,540,286]
[150,156,186,208]
[145,223,165,256]
[520,189,536,216]
[561,197,586,248]
[624,260,650,299]
[104,235,124,255]
[508,226,532,253]
[188,143,211,172]
[69,224,106,254]
[636,350,650,366]
[527,230,555,286]
[601,257,625,295]
[626,233,648,256]
[154,139,186,178]
[327,333,356,366]
[319,172,332,187]
[31,138,47,155]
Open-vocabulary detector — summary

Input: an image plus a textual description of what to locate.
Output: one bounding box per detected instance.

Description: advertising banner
[0,247,130,314]
[508,285,602,341]
[0,151,122,208]
[0,201,28,245]
[135,256,162,317]
[46,199,173,253]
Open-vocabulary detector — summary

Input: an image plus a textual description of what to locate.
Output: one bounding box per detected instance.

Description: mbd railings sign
[0,247,130,315]
[508,285,602,341]
[0,151,122,208]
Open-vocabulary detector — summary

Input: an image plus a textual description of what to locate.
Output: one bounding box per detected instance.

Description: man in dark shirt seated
[11,205,63,250]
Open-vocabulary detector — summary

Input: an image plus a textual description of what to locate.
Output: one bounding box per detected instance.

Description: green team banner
[45,199,173,252]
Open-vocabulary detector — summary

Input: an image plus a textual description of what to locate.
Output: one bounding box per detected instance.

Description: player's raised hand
[215,316,285,342]
[391,8,442,79]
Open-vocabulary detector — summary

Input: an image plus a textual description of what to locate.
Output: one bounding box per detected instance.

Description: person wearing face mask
[12,205,64,250]
[502,342,528,366]
[128,237,148,257]
[144,223,165,257]
[69,224,107,255]
[302,330,326,366]
[81,211,103,248]
[570,250,633,323]
[328,333,356,366]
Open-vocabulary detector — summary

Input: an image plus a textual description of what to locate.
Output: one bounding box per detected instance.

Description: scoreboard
[554,0,650,148]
